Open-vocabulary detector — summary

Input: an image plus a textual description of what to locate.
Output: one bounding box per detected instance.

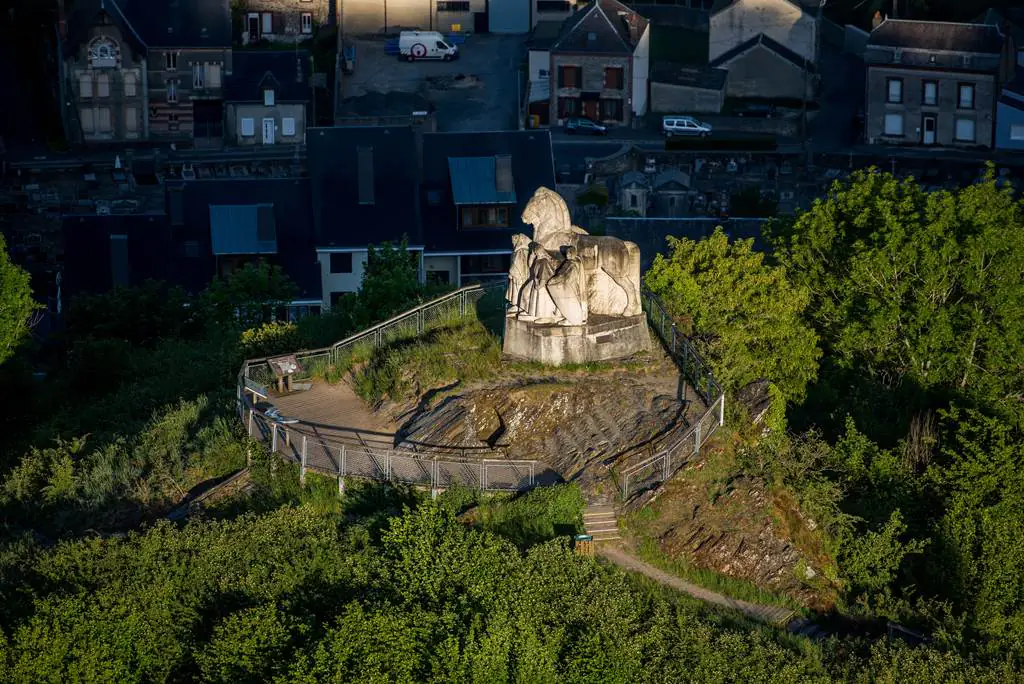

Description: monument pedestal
[503,314,649,366]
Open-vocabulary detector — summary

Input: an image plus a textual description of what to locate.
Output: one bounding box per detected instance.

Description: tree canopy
[0,234,37,366]
[645,227,821,403]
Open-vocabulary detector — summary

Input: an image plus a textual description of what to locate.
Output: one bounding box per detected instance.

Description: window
[240,117,255,136]
[262,13,273,34]
[558,96,580,118]
[167,79,178,103]
[599,98,623,121]
[461,206,509,228]
[301,12,313,33]
[124,72,137,97]
[125,106,137,132]
[538,0,571,11]
[193,63,205,89]
[330,253,353,274]
[437,1,471,10]
[80,107,94,132]
[165,51,178,70]
[88,37,118,68]
[955,118,975,142]
[958,83,975,109]
[558,65,581,88]
[884,113,904,136]
[96,107,111,132]
[282,117,296,136]
[629,194,638,208]
[264,89,275,106]
[886,78,902,104]
[96,73,109,98]
[1011,123,1024,141]
[207,64,221,88]
[922,81,937,106]
[604,67,624,90]
[79,74,92,98]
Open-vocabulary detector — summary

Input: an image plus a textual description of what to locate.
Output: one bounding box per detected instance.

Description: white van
[662,116,713,138]
[399,31,459,61]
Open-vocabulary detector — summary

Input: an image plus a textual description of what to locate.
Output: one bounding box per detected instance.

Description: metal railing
[617,289,727,501]
[236,282,536,492]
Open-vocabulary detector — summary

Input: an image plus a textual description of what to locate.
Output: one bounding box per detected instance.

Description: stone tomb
[503,187,648,365]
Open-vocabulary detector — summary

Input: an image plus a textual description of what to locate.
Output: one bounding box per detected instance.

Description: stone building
[237,0,334,44]
[224,51,311,146]
[548,0,650,128]
[864,19,1008,148]
[61,0,232,147]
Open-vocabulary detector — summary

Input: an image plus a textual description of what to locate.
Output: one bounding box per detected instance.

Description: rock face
[395,362,691,500]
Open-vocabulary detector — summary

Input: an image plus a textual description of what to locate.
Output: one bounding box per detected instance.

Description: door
[473,12,488,33]
[583,100,598,121]
[247,14,260,41]
[262,117,275,145]
[922,115,936,145]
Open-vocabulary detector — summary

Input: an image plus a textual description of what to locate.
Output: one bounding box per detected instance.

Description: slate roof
[180,178,320,300]
[999,93,1024,113]
[61,213,173,302]
[529,20,565,50]
[552,0,650,54]
[64,0,231,54]
[653,168,690,190]
[420,130,556,253]
[975,8,1024,46]
[448,157,517,205]
[307,126,422,249]
[867,19,1004,54]
[709,33,816,73]
[225,51,312,103]
[337,91,434,117]
[629,4,708,30]
[710,0,815,16]
[650,62,728,90]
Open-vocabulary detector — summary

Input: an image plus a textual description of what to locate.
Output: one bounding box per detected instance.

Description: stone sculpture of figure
[519,243,561,323]
[546,245,588,326]
[506,233,531,314]
[519,186,643,319]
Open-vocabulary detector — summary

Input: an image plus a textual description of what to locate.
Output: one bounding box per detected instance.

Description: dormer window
[88,37,119,68]
[264,89,275,106]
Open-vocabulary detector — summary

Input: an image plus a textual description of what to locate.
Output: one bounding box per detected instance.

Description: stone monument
[503,187,648,365]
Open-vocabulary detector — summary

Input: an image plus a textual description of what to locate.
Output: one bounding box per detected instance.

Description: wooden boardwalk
[272,382,397,450]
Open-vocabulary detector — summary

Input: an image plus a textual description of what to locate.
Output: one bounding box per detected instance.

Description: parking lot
[342,34,524,132]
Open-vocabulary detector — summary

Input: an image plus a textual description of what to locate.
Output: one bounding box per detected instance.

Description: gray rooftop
[209,204,277,255]
[448,156,517,205]
[867,19,1004,54]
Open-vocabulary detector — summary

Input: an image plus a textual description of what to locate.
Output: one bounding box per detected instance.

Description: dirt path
[598,545,797,627]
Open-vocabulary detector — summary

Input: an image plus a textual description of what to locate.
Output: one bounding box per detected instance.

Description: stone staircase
[583,504,621,542]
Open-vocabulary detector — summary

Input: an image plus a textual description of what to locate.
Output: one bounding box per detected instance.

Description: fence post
[663,453,669,482]
[300,436,307,487]
[529,462,535,489]
[671,324,678,354]
[386,450,392,481]
[247,409,254,438]
[338,446,345,497]
[695,420,702,454]
[480,461,486,490]
[271,424,278,453]
[718,393,725,426]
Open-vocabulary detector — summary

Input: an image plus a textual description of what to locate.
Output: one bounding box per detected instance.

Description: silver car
[662,116,713,138]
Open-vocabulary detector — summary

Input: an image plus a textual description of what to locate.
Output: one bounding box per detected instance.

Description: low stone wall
[504,314,649,366]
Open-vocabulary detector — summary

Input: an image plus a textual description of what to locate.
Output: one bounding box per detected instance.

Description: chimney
[872,11,883,30]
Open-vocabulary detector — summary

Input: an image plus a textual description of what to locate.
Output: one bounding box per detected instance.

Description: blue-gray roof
[209,204,277,255]
[447,156,517,205]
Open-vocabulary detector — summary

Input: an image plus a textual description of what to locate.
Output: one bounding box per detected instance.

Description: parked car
[662,116,712,138]
[733,102,776,118]
[565,117,608,135]
[399,30,459,61]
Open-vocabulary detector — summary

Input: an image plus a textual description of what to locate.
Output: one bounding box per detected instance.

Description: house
[420,130,557,286]
[617,171,650,216]
[864,19,1007,148]
[61,0,232,147]
[548,0,650,128]
[650,63,727,113]
[237,0,333,45]
[307,126,423,308]
[977,8,1024,150]
[650,168,692,217]
[225,51,311,146]
[708,0,819,101]
[996,77,1024,150]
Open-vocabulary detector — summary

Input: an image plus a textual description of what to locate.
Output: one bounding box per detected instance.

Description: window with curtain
[884,113,903,136]
[886,78,902,104]
[958,83,974,109]
[955,118,975,142]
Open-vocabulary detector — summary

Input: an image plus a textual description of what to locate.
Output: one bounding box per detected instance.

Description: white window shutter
[282,117,296,136]
[241,118,255,136]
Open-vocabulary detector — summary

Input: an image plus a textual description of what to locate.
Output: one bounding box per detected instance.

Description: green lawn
[651,26,709,67]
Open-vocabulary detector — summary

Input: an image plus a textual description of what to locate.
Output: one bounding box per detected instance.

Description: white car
[662,116,713,138]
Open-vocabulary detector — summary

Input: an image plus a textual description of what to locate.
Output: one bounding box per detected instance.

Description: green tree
[772,168,1024,438]
[645,227,821,402]
[355,237,423,324]
[201,261,298,328]
[0,234,38,366]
